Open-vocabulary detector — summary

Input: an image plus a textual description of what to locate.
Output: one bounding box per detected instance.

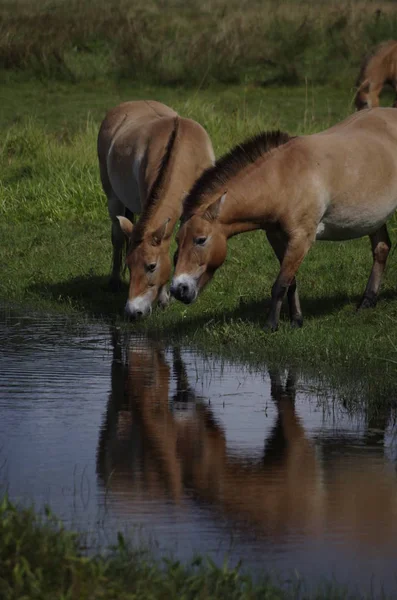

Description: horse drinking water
[98,100,214,318]
[171,108,397,331]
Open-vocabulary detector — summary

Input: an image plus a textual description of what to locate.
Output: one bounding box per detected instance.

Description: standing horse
[171,108,397,331]
[355,40,397,110]
[97,100,214,318]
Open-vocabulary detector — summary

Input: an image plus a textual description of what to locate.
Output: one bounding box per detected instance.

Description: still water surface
[1,305,397,594]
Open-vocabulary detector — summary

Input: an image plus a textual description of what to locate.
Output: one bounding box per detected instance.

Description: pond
[1,304,397,595]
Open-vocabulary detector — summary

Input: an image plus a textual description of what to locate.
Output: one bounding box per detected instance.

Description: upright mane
[183,129,291,218]
[129,117,179,248]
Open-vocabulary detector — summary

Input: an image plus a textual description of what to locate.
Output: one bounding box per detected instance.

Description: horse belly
[109,169,142,214]
[316,200,397,241]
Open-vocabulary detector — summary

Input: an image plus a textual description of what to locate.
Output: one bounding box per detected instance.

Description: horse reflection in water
[97,332,397,548]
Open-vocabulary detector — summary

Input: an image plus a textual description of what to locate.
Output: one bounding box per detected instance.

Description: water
[1,305,397,595]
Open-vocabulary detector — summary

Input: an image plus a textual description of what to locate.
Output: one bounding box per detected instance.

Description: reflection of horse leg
[364,405,390,447]
[263,369,298,464]
[265,232,310,331]
[172,347,193,404]
[110,326,125,403]
[358,224,391,309]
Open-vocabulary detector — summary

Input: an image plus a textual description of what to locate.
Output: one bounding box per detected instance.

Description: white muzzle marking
[171,273,199,303]
[125,289,154,318]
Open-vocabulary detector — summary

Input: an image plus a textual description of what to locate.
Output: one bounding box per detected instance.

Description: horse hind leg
[358,224,391,309]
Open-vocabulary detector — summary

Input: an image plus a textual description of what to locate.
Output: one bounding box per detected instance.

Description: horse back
[98,101,178,213]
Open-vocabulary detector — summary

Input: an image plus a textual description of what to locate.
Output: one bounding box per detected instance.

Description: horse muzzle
[170,275,198,304]
[125,293,153,319]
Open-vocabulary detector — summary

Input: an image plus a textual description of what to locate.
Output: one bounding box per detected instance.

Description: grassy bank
[0,495,386,600]
[1,0,397,87]
[2,76,397,392]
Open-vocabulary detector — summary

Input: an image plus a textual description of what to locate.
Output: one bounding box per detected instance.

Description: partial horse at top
[97,100,214,319]
[171,108,397,331]
[354,40,397,110]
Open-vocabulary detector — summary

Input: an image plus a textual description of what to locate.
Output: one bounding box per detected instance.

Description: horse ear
[204,192,227,221]
[117,216,134,237]
[152,218,171,246]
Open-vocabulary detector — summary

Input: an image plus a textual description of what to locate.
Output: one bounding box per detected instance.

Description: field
[2,0,397,389]
[3,1,397,596]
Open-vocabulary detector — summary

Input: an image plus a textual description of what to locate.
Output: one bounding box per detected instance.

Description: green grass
[0,495,388,600]
[1,0,397,87]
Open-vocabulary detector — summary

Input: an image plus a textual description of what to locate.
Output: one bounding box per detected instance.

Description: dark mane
[183,129,291,217]
[129,117,179,249]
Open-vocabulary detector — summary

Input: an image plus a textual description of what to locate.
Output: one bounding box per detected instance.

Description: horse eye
[194,236,207,246]
[146,262,156,273]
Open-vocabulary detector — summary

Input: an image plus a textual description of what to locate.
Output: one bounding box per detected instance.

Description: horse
[97,100,214,318]
[171,107,397,331]
[354,40,397,110]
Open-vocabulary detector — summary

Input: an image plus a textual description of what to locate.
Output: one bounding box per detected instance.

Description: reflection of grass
[1,0,397,87]
[0,495,388,599]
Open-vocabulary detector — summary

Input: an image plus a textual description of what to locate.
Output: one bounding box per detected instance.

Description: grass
[1,0,397,87]
[0,495,389,600]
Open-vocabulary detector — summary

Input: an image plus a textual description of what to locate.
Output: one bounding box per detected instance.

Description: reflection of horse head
[97,330,226,504]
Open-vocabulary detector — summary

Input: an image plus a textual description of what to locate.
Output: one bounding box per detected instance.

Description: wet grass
[0,494,389,600]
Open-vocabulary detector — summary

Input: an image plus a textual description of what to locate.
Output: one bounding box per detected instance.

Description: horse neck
[148,132,211,239]
[215,155,290,238]
[217,185,272,238]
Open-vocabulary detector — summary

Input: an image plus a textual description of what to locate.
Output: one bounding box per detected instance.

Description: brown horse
[97,100,214,318]
[171,108,397,331]
[355,40,397,110]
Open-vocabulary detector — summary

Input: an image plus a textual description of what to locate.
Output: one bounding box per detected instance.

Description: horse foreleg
[110,218,125,292]
[109,199,134,292]
[266,231,304,328]
[358,224,391,309]
[264,234,310,332]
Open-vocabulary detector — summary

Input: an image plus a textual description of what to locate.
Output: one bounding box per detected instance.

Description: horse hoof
[263,322,278,333]
[291,317,303,329]
[357,293,377,310]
